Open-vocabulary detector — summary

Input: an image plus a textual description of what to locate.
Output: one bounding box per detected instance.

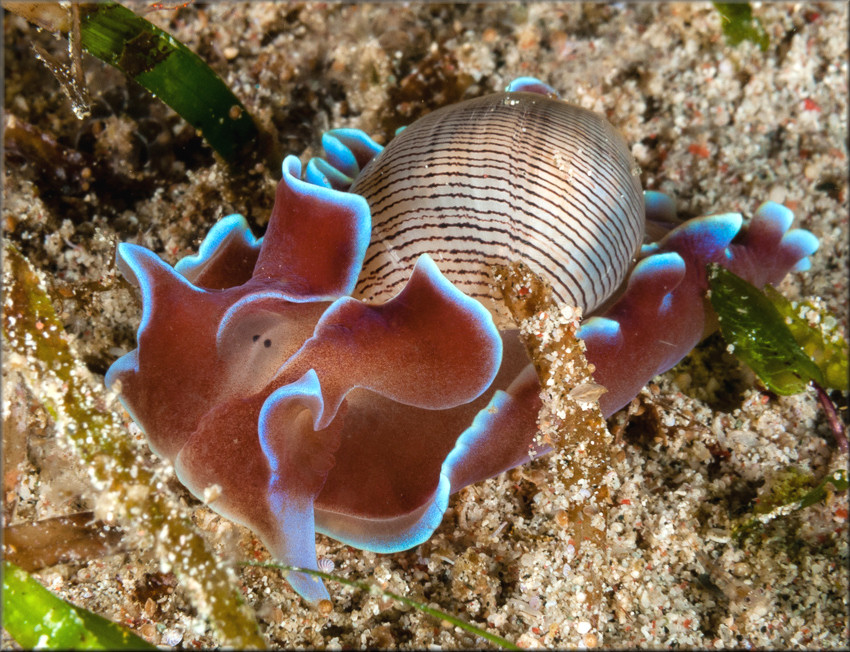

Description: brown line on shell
[350,91,644,325]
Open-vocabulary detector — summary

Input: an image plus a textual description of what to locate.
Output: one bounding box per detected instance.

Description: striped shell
[350,91,645,322]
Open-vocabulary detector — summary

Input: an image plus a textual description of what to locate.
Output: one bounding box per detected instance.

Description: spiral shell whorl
[350,92,644,322]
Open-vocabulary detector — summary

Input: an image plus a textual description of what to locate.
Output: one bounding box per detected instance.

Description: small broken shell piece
[568,382,608,404]
[203,483,223,504]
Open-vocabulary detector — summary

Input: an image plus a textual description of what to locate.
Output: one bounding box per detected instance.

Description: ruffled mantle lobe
[106,157,537,602]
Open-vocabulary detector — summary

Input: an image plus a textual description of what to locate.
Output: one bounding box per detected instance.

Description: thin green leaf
[2,561,155,650]
[2,244,265,648]
[74,2,258,163]
[799,468,848,509]
[707,264,824,395]
[713,3,770,52]
[247,562,520,650]
[764,285,849,391]
[731,467,847,539]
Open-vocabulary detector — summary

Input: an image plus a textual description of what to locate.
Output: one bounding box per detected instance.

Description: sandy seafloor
[3,2,848,649]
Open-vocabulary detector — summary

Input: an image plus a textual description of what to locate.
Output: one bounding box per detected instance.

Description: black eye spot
[264,339,272,348]
[252,334,260,342]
